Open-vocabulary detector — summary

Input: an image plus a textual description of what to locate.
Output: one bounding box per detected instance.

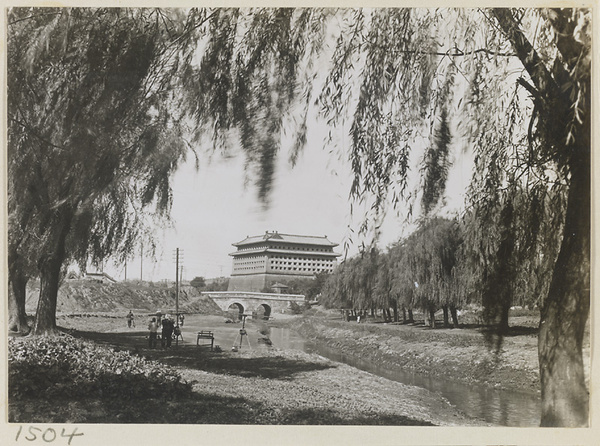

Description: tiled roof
[271,282,289,288]
[229,248,341,257]
[233,231,338,247]
[84,272,118,283]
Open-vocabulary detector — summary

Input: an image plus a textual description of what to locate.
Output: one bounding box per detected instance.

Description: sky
[93,8,477,284]
[100,117,473,283]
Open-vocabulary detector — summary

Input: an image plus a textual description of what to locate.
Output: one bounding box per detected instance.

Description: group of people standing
[126,310,184,349]
[147,314,181,349]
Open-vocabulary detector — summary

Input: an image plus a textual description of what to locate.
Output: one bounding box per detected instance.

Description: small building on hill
[271,282,289,294]
[227,231,341,292]
[84,272,118,284]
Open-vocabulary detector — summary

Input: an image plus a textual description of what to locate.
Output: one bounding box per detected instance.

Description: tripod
[174,324,183,346]
[232,314,252,351]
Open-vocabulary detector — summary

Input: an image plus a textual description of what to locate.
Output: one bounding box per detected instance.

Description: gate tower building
[227,231,341,292]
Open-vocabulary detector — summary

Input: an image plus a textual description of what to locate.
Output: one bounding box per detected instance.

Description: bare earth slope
[25,280,221,314]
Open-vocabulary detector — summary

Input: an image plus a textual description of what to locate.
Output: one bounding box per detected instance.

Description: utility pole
[124,258,127,282]
[175,248,179,319]
[173,248,184,322]
[140,242,144,282]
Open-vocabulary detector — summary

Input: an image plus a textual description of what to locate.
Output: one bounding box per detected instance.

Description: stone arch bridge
[202,291,305,319]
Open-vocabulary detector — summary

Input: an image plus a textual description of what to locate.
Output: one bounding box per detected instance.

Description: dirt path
[48,313,485,426]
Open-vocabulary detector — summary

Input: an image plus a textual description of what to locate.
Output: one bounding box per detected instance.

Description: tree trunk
[481,200,515,336]
[8,240,29,334]
[32,210,72,335]
[407,308,413,323]
[538,145,590,427]
[8,245,31,333]
[33,261,62,334]
[393,303,399,323]
[491,7,590,425]
[8,272,29,333]
[450,304,460,328]
[500,303,510,334]
[429,308,436,329]
[442,305,449,328]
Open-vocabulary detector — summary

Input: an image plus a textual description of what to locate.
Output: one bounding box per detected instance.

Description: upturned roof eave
[229,248,341,257]
[232,232,338,248]
[232,240,339,248]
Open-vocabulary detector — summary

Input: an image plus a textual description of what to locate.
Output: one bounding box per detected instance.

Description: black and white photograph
[2,2,596,445]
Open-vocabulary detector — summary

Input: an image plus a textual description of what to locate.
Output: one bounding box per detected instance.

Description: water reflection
[270,327,541,427]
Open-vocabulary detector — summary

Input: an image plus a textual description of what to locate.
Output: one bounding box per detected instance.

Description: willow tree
[460,183,567,341]
[8,7,590,426]
[391,218,461,328]
[374,250,397,321]
[388,241,416,323]
[481,12,589,427]
[314,8,589,426]
[7,7,329,333]
[7,8,196,333]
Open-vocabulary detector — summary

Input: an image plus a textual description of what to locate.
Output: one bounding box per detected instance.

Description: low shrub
[289,301,304,314]
[9,334,190,401]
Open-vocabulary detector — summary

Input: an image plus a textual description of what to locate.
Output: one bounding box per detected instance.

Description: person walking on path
[127,310,134,328]
[148,317,158,349]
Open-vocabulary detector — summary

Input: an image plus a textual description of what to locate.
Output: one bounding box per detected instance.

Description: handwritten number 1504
[15,426,84,445]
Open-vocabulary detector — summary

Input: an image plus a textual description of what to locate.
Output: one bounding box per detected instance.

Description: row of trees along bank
[321,205,562,331]
[7,8,589,427]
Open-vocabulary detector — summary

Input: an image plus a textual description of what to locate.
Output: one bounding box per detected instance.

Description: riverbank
[281,309,590,395]
[285,313,539,393]
[8,313,484,426]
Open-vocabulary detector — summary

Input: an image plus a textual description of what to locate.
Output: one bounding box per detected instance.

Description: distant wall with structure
[227,273,316,292]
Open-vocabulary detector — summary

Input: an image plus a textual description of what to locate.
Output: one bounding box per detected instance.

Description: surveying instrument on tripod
[232,314,251,351]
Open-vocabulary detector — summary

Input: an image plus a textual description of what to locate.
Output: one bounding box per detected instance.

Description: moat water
[269,327,542,427]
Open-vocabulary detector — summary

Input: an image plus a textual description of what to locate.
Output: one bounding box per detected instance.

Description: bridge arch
[254,303,272,320]
[226,302,244,320]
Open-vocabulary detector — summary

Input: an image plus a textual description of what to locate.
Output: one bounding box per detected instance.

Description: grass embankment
[286,308,590,394]
[285,311,542,393]
[8,314,482,426]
